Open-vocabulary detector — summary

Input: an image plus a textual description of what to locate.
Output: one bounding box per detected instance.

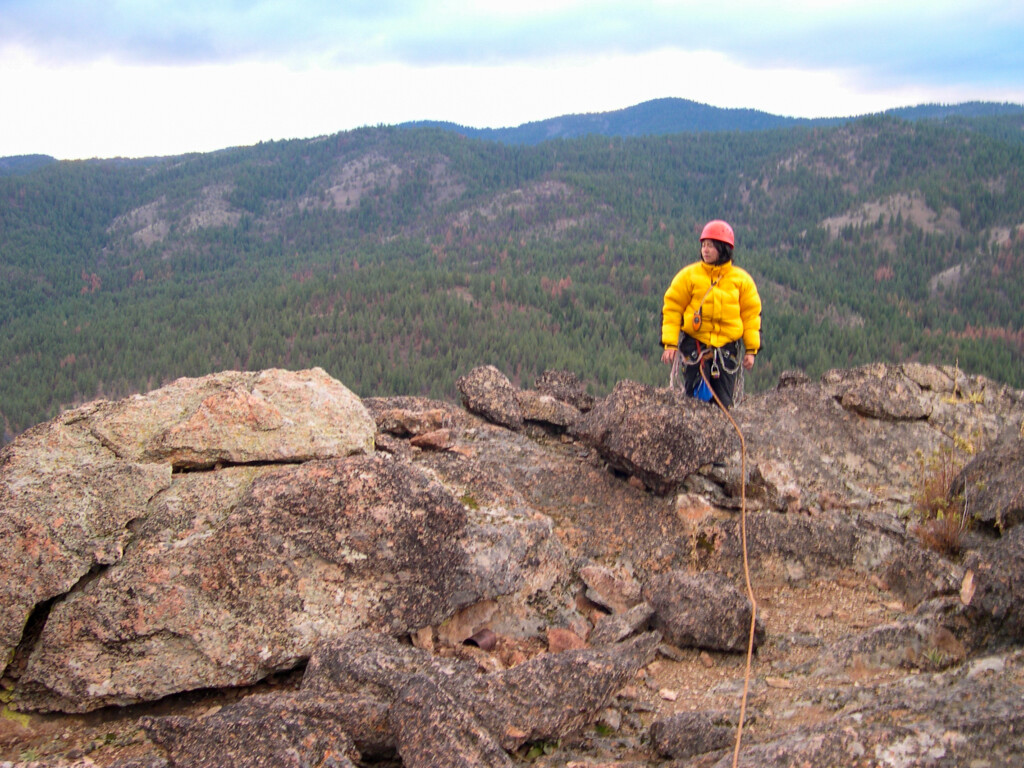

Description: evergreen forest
[2,109,1024,443]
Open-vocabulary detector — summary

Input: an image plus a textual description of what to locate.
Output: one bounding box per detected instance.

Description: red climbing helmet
[700,219,735,247]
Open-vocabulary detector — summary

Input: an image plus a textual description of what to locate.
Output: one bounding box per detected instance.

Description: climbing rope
[671,351,757,768]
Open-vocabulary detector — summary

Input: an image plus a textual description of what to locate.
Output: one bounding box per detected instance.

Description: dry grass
[910,438,974,556]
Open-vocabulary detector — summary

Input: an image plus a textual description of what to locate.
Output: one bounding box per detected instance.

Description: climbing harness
[669,355,757,768]
[668,339,741,394]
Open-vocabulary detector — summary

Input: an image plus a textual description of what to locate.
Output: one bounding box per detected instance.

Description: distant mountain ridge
[400,97,1024,145]
[0,154,57,175]
[5,98,1023,168]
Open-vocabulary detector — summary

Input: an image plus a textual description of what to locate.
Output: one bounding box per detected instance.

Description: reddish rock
[546,627,586,653]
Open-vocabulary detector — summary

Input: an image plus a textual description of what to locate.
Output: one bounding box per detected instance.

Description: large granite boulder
[951,419,1024,533]
[88,367,375,467]
[455,365,524,431]
[13,456,472,711]
[644,570,763,653]
[1,368,375,683]
[0,412,172,677]
[13,451,567,713]
[571,380,733,495]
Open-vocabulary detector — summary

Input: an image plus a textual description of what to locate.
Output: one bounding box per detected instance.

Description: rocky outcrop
[13,449,570,713]
[15,456,481,711]
[1,368,375,682]
[298,629,659,764]
[2,361,1024,767]
[708,648,1024,768]
[823,363,933,421]
[141,694,360,768]
[3,370,566,713]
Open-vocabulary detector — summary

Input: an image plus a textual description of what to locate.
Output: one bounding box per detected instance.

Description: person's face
[701,239,718,263]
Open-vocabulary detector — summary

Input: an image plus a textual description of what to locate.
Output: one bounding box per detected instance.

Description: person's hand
[661,348,677,365]
[743,353,755,370]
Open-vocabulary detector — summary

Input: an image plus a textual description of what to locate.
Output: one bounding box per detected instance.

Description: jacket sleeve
[739,273,762,354]
[661,270,690,349]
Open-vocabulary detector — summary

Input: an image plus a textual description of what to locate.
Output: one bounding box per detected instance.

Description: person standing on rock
[660,219,762,408]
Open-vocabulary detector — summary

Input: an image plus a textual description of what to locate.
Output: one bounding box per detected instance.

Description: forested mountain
[403,97,1024,144]
[402,97,828,143]
[0,154,57,176]
[2,108,1024,443]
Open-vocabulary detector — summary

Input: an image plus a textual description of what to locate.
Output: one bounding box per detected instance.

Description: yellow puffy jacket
[661,260,762,353]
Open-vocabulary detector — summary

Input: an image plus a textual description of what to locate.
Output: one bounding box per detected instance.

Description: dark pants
[679,335,740,408]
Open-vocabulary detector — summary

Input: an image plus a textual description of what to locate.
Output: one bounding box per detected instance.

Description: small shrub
[521,740,559,761]
[915,511,971,557]
[594,722,615,737]
[920,647,951,670]
[941,359,985,405]
[910,437,976,557]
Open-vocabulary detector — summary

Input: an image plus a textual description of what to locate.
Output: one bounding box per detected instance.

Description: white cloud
[2,45,951,160]
[1,0,1022,159]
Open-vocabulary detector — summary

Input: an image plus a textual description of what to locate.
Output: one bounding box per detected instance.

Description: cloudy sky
[2,0,1022,160]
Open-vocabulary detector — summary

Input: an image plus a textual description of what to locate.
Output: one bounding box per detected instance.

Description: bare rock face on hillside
[2,362,1024,767]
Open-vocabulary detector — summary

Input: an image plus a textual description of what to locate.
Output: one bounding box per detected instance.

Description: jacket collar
[699,259,732,278]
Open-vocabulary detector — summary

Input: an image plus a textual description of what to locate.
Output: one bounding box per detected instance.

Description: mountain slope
[2,113,1024,442]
